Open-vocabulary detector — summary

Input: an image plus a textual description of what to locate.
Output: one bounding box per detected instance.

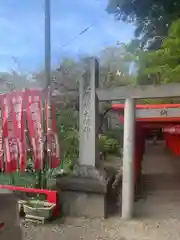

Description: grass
[0,172,35,187]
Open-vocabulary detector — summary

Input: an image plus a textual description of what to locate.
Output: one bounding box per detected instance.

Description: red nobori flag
[25,89,43,170]
[10,91,27,172]
[0,104,3,171]
[51,104,60,168]
[45,94,60,169]
[2,93,19,173]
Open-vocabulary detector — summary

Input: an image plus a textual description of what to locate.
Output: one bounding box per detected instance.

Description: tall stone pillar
[121,98,136,219]
[79,57,99,168]
[57,58,106,219]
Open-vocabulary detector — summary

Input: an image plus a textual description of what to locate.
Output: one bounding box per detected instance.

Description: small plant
[99,134,119,159]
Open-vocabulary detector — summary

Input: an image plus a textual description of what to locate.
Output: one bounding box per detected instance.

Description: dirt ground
[22,141,180,240]
[21,217,180,240]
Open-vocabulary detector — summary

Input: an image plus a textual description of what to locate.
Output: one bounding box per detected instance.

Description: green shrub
[55,107,79,171]
[62,128,79,170]
[99,134,119,156]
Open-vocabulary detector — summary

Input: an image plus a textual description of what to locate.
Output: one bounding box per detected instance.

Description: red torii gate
[112,103,180,189]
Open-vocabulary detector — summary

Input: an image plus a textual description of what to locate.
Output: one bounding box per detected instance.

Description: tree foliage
[144,19,180,84]
[99,45,136,87]
[0,71,39,93]
[124,19,180,103]
[106,0,180,48]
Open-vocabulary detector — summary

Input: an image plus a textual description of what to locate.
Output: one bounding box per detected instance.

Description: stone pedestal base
[59,189,105,218]
[56,165,110,218]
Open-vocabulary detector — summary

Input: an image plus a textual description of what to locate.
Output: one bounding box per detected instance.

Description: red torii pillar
[134,123,146,188]
[164,126,180,156]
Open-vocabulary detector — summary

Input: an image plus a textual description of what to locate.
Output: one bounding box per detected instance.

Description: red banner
[10,91,27,171]
[0,106,3,171]
[45,92,60,168]
[25,89,43,170]
[2,93,19,173]
[51,104,60,168]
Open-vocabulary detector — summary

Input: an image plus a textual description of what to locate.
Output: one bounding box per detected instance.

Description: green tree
[124,39,157,86]
[126,19,180,104]
[106,0,180,49]
[99,44,136,88]
[0,71,38,93]
[144,19,180,84]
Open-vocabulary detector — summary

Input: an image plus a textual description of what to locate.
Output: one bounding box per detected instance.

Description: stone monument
[56,58,107,218]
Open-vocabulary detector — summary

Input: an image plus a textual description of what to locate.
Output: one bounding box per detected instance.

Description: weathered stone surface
[59,190,105,218]
[79,57,99,167]
[72,164,106,182]
[0,189,22,240]
[56,168,107,218]
[0,189,19,225]
[57,175,106,194]
[56,167,121,218]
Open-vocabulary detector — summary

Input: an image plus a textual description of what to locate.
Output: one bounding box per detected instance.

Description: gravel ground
[21,217,180,240]
[22,141,180,240]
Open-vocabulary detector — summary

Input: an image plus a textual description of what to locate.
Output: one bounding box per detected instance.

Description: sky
[0,0,135,73]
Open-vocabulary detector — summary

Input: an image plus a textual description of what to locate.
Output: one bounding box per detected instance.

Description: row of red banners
[163,125,180,134]
[0,89,60,173]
